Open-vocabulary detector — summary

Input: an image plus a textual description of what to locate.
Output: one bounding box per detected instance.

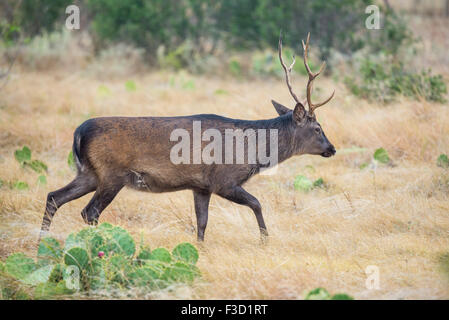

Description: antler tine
[301,32,334,115]
[278,32,301,105]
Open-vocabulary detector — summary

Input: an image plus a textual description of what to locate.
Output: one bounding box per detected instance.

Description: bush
[345,57,447,103]
[364,9,415,58]
[0,223,201,299]
[15,0,72,37]
[85,0,375,69]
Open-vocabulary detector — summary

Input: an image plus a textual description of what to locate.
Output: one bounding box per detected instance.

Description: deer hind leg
[80,180,124,226]
[217,186,268,243]
[40,172,97,236]
[193,190,211,242]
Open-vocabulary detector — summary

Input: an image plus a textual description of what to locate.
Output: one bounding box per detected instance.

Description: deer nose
[329,145,336,155]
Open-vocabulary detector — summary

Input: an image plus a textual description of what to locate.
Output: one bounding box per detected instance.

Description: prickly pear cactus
[1,223,202,299]
[136,246,152,261]
[22,264,54,286]
[172,242,199,264]
[150,248,172,263]
[128,266,160,287]
[107,226,135,257]
[105,254,132,284]
[5,253,37,280]
[163,262,200,283]
[38,237,62,262]
[304,287,330,300]
[94,224,136,257]
[64,247,89,270]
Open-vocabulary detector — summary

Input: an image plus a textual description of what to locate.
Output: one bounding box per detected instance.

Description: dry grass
[0,66,448,300]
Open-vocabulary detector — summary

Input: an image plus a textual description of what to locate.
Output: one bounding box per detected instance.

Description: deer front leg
[193,190,211,241]
[217,186,268,243]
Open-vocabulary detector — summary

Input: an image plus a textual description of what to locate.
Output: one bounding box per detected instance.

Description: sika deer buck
[40,33,336,243]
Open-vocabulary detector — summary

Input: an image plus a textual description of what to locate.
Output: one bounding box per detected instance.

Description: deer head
[273,32,336,158]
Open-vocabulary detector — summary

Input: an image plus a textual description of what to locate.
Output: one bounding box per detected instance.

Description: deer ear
[271,100,291,116]
[292,102,307,125]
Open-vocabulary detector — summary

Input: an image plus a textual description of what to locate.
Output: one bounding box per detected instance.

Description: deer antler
[302,33,335,116]
[278,32,303,106]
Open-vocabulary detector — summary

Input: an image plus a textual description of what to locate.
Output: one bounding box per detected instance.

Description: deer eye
[314,127,321,134]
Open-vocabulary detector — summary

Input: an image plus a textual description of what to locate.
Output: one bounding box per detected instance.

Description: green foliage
[437,154,449,168]
[14,146,48,173]
[136,246,152,261]
[38,237,63,262]
[163,262,200,283]
[37,175,47,185]
[5,253,37,280]
[22,265,54,286]
[331,293,354,300]
[229,59,242,77]
[360,148,391,170]
[88,0,193,55]
[181,79,196,90]
[373,148,390,164]
[13,181,29,190]
[313,178,324,188]
[365,10,414,58]
[34,281,74,299]
[345,58,447,103]
[0,21,21,47]
[294,175,313,192]
[305,287,354,300]
[84,0,376,70]
[14,146,31,165]
[214,89,228,95]
[294,175,325,192]
[304,287,330,300]
[172,243,199,264]
[439,253,449,279]
[64,247,90,270]
[5,0,423,78]
[28,160,48,173]
[15,0,73,37]
[150,248,172,263]
[0,223,201,299]
[67,151,76,171]
[97,85,111,97]
[125,80,137,92]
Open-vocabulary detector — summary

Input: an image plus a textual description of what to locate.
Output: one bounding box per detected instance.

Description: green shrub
[345,58,447,103]
[15,0,72,37]
[364,9,414,58]
[360,147,391,169]
[85,0,377,70]
[305,287,353,300]
[373,148,389,164]
[0,223,201,299]
[294,175,326,192]
[437,154,449,168]
[14,146,48,174]
[13,181,29,190]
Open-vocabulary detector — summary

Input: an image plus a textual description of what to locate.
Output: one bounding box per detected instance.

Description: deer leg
[193,190,211,242]
[217,186,268,242]
[40,173,97,236]
[80,182,124,225]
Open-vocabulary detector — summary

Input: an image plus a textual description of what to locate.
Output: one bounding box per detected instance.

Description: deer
[39,33,336,243]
